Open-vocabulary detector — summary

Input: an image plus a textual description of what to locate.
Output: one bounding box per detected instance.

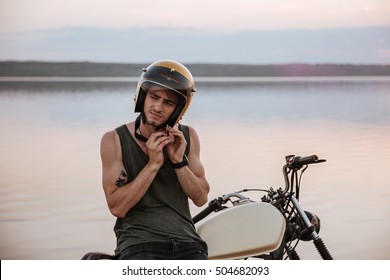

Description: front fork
[290,195,334,260]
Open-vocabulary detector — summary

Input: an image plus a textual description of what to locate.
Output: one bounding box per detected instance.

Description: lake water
[0,76,389,260]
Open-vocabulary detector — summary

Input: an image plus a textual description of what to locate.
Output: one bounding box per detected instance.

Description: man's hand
[166,127,187,163]
[146,131,171,167]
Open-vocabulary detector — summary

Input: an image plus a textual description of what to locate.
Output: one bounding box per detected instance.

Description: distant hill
[1,61,390,77]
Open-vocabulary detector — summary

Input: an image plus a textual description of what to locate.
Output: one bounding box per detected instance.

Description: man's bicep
[100,132,126,189]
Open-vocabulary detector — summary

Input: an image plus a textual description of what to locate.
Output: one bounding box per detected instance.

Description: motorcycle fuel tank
[196,202,286,259]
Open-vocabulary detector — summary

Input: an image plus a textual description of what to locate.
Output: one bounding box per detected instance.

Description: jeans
[118,239,208,260]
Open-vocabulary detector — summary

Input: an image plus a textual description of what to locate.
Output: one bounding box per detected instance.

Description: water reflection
[192,79,390,124]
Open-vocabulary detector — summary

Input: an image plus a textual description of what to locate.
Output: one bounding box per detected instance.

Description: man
[100,60,210,260]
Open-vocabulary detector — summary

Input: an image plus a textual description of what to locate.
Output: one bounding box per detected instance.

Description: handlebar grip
[286,154,326,168]
[297,155,320,165]
[192,197,225,224]
[192,206,213,224]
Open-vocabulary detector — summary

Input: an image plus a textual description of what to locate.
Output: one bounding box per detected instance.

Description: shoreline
[1,76,390,82]
[1,61,390,77]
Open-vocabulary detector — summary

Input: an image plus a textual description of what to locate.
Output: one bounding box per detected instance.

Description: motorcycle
[193,154,333,260]
[82,154,333,260]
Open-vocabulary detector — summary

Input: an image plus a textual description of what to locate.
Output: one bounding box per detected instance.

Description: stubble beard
[143,112,166,131]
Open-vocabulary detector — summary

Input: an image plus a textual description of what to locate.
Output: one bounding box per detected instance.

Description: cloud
[1,0,390,34]
[0,26,389,64]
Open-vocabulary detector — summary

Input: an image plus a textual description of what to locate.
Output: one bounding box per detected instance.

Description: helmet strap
[134,115,148,142]
[154,122,168,131]
[141,111,147,124]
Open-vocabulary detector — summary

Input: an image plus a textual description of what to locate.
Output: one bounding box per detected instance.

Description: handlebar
[192,193,251,224]
[192,206,213,224]
[286,154,326,169]
[192,197,224,224]
[193,154,325,223]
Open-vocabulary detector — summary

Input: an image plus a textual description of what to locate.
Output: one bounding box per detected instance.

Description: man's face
[143,87,179,128]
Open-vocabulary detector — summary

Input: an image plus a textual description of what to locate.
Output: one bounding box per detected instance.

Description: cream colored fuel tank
[196,202,286,259]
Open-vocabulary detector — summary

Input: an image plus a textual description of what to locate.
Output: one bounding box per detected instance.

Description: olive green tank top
[113,123,206,255]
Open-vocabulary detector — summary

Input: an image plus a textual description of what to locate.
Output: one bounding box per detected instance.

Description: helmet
[134,60,196,129]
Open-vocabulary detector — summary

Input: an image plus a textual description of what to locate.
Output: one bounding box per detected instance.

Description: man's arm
[167,126,210,207]
[100,129,168,218]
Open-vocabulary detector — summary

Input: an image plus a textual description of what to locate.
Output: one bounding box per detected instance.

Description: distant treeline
[1,61,390,77]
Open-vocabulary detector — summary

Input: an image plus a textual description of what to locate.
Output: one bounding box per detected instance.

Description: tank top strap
[178,123,190,155]
[115,124,138,183]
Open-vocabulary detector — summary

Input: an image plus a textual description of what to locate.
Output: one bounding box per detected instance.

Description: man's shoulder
[183,124,198,137]
[178,123,200,149]
[102,122,135,137]
[101,129,118,147]
[178,123,196,132]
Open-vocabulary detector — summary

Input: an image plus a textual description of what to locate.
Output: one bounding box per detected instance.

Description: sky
[0,0,390,63]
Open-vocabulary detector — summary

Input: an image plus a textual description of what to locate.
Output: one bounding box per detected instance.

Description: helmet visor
[140,81,187,105]
[142,65,194,97]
